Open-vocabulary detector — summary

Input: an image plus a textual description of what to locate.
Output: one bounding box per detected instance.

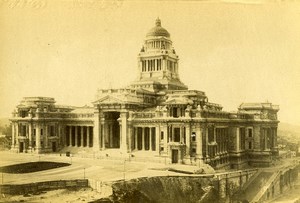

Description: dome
[146,18,170,38]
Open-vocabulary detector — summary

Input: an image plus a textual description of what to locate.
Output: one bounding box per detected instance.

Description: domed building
[10,19,279,169]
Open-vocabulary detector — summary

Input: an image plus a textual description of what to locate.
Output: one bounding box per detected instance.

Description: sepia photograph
[0,0,300,202]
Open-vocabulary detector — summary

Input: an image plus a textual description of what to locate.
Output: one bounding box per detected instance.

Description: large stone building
[10,19,279,169]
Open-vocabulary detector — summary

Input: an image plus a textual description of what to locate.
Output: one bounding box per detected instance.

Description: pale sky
[1,0,300,125]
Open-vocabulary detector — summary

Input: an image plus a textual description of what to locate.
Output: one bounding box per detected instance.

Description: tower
[130,18,188,92]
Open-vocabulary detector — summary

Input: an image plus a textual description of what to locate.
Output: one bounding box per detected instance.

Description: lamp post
[123,160,126,182]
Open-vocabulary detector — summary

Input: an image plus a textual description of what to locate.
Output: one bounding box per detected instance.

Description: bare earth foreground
[0,151,206,202]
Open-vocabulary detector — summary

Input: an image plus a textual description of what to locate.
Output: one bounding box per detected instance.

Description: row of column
[66,125,93,148]
[141,59,162,72]
[133,127,157,152]
[146,40,170,49]
[12,122,60,153]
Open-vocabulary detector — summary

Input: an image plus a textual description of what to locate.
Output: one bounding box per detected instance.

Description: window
[161,132,164,140]
[41,129,43,136]
[208,128,214,143]
[249,142,252,150]
[50,126,55,136]
[33,129,36,136]
[248,129,252,137]
[191,132,196,141]
[192,148,196,154]
[21,125,26,136]
[160,147,164,152]
[240,128,246,150]
[20,111,27,118]
[172,107,178,118]
[174,128,180,142]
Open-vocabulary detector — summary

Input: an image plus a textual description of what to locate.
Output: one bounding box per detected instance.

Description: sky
[0,0,300,125]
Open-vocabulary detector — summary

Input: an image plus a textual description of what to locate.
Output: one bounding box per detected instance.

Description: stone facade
[10,19,279,169]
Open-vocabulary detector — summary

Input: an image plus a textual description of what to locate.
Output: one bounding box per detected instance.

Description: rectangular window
[22,125,26,136]
[161,132,164,140]
[41,129,43,136]
[191,132,196,141]
[249,142,252,150]
[160,147,164,152]
[240,128,246,150]
[33,129,36,136]
[50,126,55,136]
[174,128,180,142]
[173,107,178,118]
[208,128,214,143]
[248,129,252,137]
[192,148,196,155]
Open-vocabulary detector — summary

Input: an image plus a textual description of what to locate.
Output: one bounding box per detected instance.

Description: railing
[251,171,281,203]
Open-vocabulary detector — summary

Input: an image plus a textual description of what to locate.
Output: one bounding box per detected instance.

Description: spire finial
[155,17,161,27]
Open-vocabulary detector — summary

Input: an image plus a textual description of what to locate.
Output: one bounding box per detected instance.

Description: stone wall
[216,169,258,201]
[0,179,88,195]
[106,176,219,203]
[254,164,300,202]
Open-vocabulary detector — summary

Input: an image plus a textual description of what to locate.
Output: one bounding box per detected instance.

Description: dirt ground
[0,188,105,203]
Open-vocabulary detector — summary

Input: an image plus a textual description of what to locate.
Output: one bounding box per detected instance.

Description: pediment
[165,97,193,105]
[96,95,125,104]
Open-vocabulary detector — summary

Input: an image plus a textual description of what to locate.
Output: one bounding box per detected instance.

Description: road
[0,151,200,185]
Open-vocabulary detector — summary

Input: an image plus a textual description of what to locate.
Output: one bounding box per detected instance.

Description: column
[149,127,152,151]
[142,127,145,150]
[69,126,72,146]
[205,128,209,157]
[127,124,132,152]
[120,111,127,151]
[45,125,48,149]
[162,58,167,71]
[101,122,105,149]
[196,124,203,165]
[180,126,183,143]
[155,126,160,155]
[135,127,138,150]
[93,108,101,151]
[75,126,78,147]
[87,126,90,147]
[16,123,19,147]
[109,124,113,148]
[236,127,240,152]
[81,126,84,147]
[36,124,41,153]
[28,123,32,149]
[185,124,191,157]
[12,123,15,147]
[163,126,168,153]
[105,123,109,147]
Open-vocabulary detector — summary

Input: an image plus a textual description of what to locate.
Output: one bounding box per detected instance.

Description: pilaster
[120,111,128,152]
[93,106,101,152]
[36,124,41,153]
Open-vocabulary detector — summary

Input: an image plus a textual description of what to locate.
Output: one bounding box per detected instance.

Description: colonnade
[66,125,93,147]
[133,127,157,152]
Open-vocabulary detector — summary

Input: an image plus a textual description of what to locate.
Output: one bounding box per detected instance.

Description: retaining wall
[0,179,88,195]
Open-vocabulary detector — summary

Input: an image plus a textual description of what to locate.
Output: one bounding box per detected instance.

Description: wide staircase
[58,146,94,157]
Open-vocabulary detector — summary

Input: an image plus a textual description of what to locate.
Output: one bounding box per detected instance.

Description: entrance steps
[58,146,94,155]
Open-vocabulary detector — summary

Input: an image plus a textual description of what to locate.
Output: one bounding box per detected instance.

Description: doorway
[172,149,179,163]
[52,142,56,152]
[104,112,120,148]
[19,142,24,153]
